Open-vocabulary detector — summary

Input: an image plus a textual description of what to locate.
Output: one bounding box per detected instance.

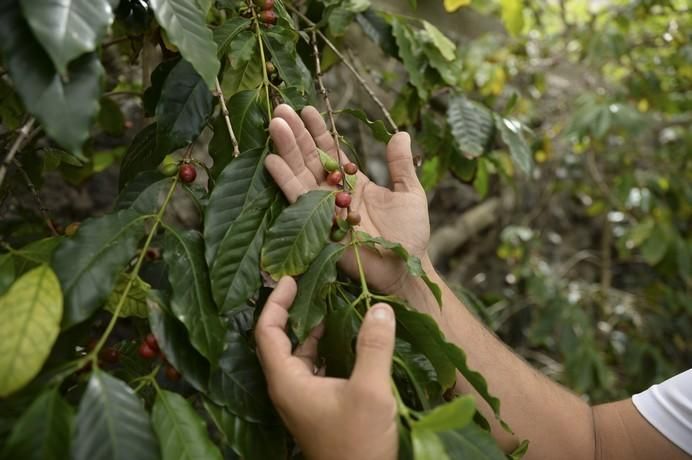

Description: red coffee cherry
[258,0,275,10]
[165,365,182,381]
[138,342,157,359]
[347,211,361,226]
[344,162,358,175]
[99,347,120,364]
[326,171,343,186]
[178,164,197,183]
[335,192,352,208]
[145,333,159,352]
[260,9,277,25]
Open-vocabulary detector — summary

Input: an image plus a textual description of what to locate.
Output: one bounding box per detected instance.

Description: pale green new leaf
[104,273,151,318]
[0,265,62,397]
[437,424,506,459]
[421,21,455,61]
[413,395,475,432]
[500,0,525,37]
[412,429,449,460]
[391,17,429,99]
[221,31,262,96]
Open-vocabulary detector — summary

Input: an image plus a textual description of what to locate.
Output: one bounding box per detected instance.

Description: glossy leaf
[149,0,220,88]
[0,388,73,460]
[118,123,160,190]
[208,328,277,424]
[115,172,171,213]
[228,90,268,152]
[319,295,359,378]
[155,59,214,156]
[0,2,103,155]
[494,114,532,174]
[394,339,444,410]
[290,243,345,341]
[437,424,506,459]
[20,0,113,75]
[356,10,398,57]
[214,17,252,56]
[204,401,288,460]
[143,59,179,117]
[413,395,475,432]
[163,228,224,363]
[447,95,494,159]
[104,273,151,318]
[0,265,61,397]
[73,370,159,460]
[263,27,312,93]
[152,390,222,460]
[261,190,335,279]
[53,209,147,328]
[412,429,448,460]
[340,108,393,143]
[204,147,271,263]
[211,191,277,313]
[221,31,262,97]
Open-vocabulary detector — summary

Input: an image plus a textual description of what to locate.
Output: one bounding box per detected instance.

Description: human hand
[255,276,398,460]
[266,104,431,293]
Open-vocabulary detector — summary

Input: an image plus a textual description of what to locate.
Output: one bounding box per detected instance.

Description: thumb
[351,303,396,388]
[386,132,421,193]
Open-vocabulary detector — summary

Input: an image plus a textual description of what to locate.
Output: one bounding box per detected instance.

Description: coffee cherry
[335,192,352,208]
[145,248,160,261]
[323,157,339,173]
[145,333,159,352]
[344,162,358,175]
[160,161,178,177]
[99,347,120,364]
[254,0,274,9]
[347,211,361,226]
[330,227,347,242]
[165,365,182,381]
[265,61,276,75]
[260,9,277,25]
[178,164,197,183]
[138,342,157,359]
[326,171,343,186]
[65,222,80,237]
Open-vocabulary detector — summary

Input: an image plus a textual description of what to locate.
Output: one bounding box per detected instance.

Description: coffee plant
[0,0,538,459]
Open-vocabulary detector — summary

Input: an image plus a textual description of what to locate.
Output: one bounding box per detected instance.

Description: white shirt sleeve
[631,369,692,455]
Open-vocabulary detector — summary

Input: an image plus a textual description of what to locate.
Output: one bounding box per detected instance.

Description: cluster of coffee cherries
[325,157,361,241]
[255,0,277,25]
[159,157,197,184]
[138,333,182,381]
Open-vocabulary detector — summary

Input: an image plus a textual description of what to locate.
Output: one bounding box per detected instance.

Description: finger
[386,132,421,193]
[255,277,299,376]
[350,303,396,390]
[274,104,325,181]
[294,323,325,369]
[265,154,309,203]
[269,118,318,187]
[301,106,350,164]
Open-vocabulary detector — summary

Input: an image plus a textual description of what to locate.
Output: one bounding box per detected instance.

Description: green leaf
[0,78,25,130]
[104,273,151,318]
[208,329,277,424]
[437,424,506,459]
[98,97,125,136]
[115,172,171,214]
[263,27,313,93]
[413,395,475,432]
[0,254,14,296]
[229,90,268,152]
[494,114,532,174]
[118,123,160,190]
[220,31,262,97]
[156,59,214,156]
[0,266,61,397]
[421,21,455,61]
[20,0,114,75]
[356,10,398,57]
[447,95,494,159]
[204,147,271,263]
[163,228,224,363]
[473,157,489,198]
[319,295,359,378]
[0,388,73,460]
[290,243,345,341]
[152,390,222,460]
[12,237,63,276]
[143,59,179,117]
[0,2,103,156]
[394,339,443,410]
[500,0,524,36]
[412,429,449,460]
[149,0,220,88]
[73,370,159,460]
[261,190,335,279]
[391,17,429,99]
[508,440,530,460]
[214,17,252,56]
[641,224,669,265]
[148,291,210,393]
[211,190,278,312]
[204,401,288,460]
[339,108,393,143]
[53,209,147,328]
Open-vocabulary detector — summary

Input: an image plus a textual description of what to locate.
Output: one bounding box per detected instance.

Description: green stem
[392,378,414,423]
[250,4,273,121]
[351,239,371,309]
[132,364,162,393]
[87,178,179,365]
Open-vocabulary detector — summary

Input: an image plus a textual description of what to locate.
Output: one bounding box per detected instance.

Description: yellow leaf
[443,0,472,13]
[0,265,62,397]
[500,0,524,36]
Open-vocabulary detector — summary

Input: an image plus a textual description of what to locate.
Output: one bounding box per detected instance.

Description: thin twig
[0,118,35,191]
[214,77,240,157]
[288,4,398,133]
[13,158,59,236]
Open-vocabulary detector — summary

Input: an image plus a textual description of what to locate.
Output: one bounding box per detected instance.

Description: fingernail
[371,304,393,322]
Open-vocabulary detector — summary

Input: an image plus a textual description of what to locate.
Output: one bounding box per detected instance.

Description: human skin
[261,104,690,460]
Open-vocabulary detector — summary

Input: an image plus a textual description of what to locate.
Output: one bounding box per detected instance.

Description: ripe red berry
[260,9,277,25]
[99,347,120,364]
[138,342,157,359]
[335,192,352,209]
[347,211,361,226]
[344,162,358,175]
[145,333,159,352]
[258,0,275,10]
[326,171,343,186]
[165,365,182,381]
[178,164,197,183]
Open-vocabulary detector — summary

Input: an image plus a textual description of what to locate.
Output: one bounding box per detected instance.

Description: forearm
[395,258,595,459]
